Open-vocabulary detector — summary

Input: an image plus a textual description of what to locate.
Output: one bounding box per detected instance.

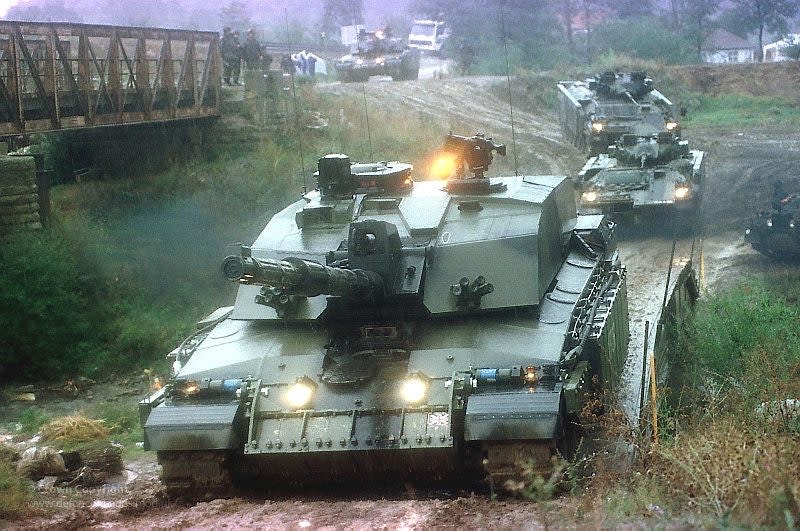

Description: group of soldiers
[220,27,272,86]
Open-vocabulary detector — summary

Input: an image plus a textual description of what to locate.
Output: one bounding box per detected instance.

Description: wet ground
[3,70,800,529]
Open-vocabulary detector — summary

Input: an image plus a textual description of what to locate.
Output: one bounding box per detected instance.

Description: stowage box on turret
[139,134,629,496]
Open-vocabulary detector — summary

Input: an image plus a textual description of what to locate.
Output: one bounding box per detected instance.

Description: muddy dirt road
[7,74,800,530]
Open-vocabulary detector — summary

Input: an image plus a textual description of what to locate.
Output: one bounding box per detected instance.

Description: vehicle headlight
[790,219,796,229]
[766,218,773,228]
[591,121,604,133]
[674,186,690,200]
[375,57,384,64]
[285,376,317,409]
[523,366,538,384]
[745,228,751,235]
[582,191,598,203]
[431,153,458,179]
[666,121,678,131]
[399,374,429,404]
[355,58,363,65]
[174,379,199,397]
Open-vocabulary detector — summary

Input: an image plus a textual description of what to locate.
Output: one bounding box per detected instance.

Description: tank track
[157,450,235,501]
[481,441,558,496]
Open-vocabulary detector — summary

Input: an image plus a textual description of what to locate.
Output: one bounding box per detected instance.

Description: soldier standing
[220,27,237,85]
[243,29,263,69]
[231,31,243,84]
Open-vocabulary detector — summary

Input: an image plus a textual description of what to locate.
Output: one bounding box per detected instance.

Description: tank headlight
[174,379,199,397]
[591,121,604,133]
[582,191,598,203]
[399,374,429,404]
[766,218,773,228]
[666,121,678,131]
[674,186,690,200]
[285,376,317,409]
[745,228,751,235]
[790,219,796,229]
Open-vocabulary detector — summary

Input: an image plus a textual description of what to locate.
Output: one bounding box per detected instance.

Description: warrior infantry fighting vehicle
[140,133,629,496]
[745,189,800,260]
[335,28,420,82]
[558,71,680,155]
[576,132,704,230]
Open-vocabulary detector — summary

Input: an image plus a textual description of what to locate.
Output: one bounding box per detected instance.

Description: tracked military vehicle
[335,29,420,82]
[576,132,704,231]
[140,133,629,497]
[558,71,680,155]
[745,191,800,260]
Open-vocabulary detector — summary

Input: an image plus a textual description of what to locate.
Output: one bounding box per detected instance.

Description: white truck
[407,19,450,54]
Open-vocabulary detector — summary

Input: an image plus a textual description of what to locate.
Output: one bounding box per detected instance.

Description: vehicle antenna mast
[500,2,519,176]
[361,83,374,160]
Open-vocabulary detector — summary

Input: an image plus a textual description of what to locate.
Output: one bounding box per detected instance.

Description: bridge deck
[0,21,221,136]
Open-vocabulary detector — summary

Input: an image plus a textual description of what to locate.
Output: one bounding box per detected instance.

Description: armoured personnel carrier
[140,133,629,496]
[576,132,704,231]
[558,71,680,155]
[335,28,420,82]
[745,190,800,260]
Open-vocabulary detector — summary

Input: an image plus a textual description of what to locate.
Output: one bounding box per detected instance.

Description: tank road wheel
[481,441,558,497]
[158,450,235,501]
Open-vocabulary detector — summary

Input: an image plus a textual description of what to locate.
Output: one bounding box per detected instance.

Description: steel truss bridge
[0,21,221,136]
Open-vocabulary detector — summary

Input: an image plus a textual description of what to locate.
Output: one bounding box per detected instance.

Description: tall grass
[642,274,800,526]
[685,93,800,128]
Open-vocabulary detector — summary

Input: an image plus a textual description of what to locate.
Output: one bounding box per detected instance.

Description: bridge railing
[0,21,221,136]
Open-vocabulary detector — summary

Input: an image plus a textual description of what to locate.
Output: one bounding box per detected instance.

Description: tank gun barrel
[222,254,385,300]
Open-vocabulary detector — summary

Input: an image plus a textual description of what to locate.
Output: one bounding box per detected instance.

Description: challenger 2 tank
[139,133,629,497]
[576,132,704,231]
[558,71,680,155]
[335,28,420,82]
[745,187,800,260]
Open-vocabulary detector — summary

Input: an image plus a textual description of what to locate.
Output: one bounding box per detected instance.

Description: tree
[598,0,654,18]
[559,0,578,59]
[320,0,364,40]
[727,0,798,61]
[675,0,721,61]
[220,0,253,33]
[6,0,83,22]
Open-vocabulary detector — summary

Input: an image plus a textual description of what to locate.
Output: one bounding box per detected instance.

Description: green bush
[0,230,108,379]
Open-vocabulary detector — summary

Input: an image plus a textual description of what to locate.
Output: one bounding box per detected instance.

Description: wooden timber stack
[0,153,41,235]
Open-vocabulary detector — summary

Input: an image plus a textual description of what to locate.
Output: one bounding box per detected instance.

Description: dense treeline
[6,0,797,68]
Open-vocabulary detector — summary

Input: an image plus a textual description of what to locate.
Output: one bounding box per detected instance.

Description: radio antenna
[361,82,374,160]
[500,2,519,176]
[285,9,307,192]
